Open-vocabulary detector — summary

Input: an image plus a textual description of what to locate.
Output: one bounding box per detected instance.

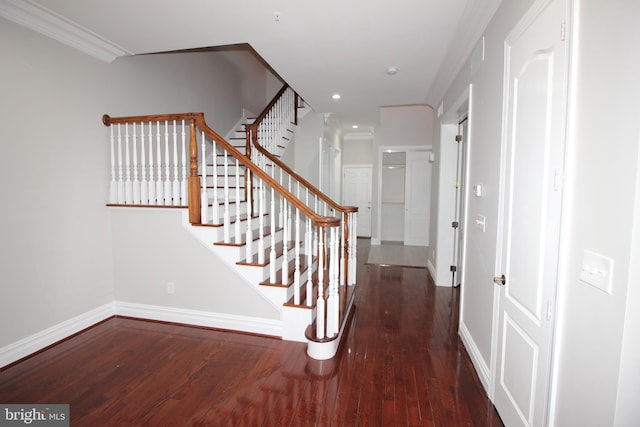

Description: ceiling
[1,0,502,134]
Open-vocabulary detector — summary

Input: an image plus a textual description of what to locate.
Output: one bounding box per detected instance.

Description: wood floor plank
[0,239,503,427]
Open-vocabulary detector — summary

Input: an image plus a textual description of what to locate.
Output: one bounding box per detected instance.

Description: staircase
[102,85,357,360]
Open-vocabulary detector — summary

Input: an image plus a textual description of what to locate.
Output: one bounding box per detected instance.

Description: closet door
[404,150,431,246]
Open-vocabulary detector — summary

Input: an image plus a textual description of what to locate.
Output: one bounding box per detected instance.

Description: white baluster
[326,226,335,337]
[245,171,253,261]
[234,158,241,244]
[268,187,275,279]
[155,122,164,205]
[278,169,284,228]
[223,150,230,243]
[340,213,346,287]
[258,179,265,264]
[211,134,220,223]
[117,124,125,203]
[148,123,156,205]
[132,123,140,204]
[350,213,358,286]
[172,120,180,206]
[140,122,148,205]
[281,200,289,286]
[124,123,133,204]
[163,120,171,205]
[306,219,313,307]
[330,226,340,335]
[316,227,325,339]
[293,207,300,305]
[180,120,187,204]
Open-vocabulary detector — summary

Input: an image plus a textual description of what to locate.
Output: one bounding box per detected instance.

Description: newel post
[188,118,201,225]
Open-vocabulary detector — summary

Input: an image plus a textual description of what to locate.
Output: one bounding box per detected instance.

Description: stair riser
[205,176,245,187]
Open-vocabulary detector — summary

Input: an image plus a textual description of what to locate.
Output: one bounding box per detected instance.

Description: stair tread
[203,212,258,227]
[259,255,315,288]
[213,226,280,247]
[236,240,299,267]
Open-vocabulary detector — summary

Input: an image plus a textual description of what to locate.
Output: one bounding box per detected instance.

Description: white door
[404,151,431,246]
[343,166,372,237]
[493,0,568,426]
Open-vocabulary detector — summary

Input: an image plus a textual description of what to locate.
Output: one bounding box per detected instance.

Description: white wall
[343,138,374,166]
[430,0,640,423]
[0,18,269,351]
[293,112,325,188]
[111,209,278,319]
[551,1,640,425]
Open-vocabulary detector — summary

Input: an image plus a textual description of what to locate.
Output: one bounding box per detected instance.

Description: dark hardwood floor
[0,239,504,426]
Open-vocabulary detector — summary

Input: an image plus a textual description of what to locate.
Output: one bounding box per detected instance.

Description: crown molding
[343,131,374,141]
[0,0,132,62]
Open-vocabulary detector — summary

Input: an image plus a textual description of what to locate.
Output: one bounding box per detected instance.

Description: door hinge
[560,20,566,41]
[553,170,562,191]
[455,134,462,142]
[450,265,457,272]
[452,221,459,229]
[547,300,553,321]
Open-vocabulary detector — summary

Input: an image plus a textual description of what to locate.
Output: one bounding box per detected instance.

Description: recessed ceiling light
[352,125,359,129]
[386,66,398,76]
[332,93,341,100]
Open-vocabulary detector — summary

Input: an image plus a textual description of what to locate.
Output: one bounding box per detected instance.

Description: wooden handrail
[247,86,358,216]
[103,112,340,228]
[192,114,341,227]
[103,113,199,126]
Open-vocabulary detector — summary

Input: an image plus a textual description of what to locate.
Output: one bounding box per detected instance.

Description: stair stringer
[180,210,312,343]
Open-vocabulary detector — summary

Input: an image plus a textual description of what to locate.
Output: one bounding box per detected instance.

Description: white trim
[0,0,132,63]
[0,302,116,368]
[427,258,437,282]
[0,302,283,368]
[459,320,491,392]
[114,301,282,337]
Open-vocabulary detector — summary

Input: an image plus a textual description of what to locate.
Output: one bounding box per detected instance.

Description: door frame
[453,116,470,287]
[375,145,432,245]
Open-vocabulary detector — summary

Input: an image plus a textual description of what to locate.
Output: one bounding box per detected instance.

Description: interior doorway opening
[376,146,433,247]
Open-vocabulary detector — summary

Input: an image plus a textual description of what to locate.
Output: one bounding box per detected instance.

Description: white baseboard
[0,303,115,368]
[113,301,282,337]
[1,302,283,369]
[427,259,437,282]
[459,320,491,393]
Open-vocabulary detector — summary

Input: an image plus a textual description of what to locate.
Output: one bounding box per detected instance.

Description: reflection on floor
[366,240,429,269]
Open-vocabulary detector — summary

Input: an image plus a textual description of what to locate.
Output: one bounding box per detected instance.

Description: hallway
[0,239,503,426]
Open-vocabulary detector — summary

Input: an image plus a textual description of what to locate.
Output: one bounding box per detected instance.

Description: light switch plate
[580,250,614,294]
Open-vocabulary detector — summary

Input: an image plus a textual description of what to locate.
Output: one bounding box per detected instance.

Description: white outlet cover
[580,249,614,294]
